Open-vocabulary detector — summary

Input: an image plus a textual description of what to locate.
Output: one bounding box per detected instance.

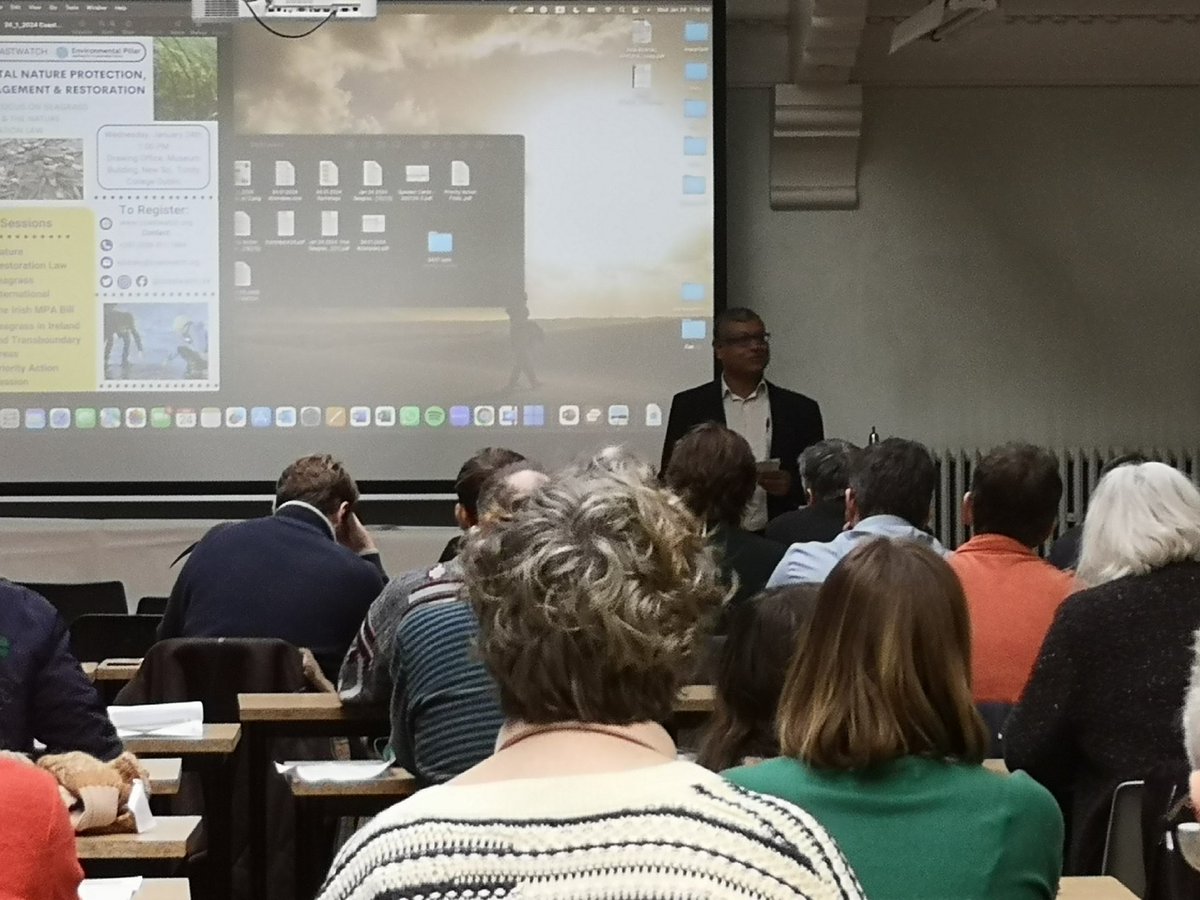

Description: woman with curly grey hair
[317,449,862,900]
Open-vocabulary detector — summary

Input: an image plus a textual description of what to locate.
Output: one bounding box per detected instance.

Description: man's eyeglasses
[719,332,771,348]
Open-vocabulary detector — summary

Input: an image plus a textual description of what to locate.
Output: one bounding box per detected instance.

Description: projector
[191,0,377,22]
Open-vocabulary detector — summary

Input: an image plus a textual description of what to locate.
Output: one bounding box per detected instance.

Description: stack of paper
[275,760,391,783]
[108,702,204,738]
[78,876,143,900]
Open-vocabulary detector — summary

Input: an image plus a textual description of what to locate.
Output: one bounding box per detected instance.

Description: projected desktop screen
[0,1,718,483]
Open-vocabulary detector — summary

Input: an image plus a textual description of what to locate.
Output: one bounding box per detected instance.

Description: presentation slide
[0,1,717,483]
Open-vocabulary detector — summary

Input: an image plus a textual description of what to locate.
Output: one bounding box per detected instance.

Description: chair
[18,580,126,624]
[136,596,169,615]
[69,614,161,662]
[1102,779,1146,898]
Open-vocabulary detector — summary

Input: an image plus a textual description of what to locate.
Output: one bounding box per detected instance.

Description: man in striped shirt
[338,457,547,784]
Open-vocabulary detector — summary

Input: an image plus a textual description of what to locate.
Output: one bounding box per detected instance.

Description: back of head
[778,537,988,770]
[455,448,527,521]
[969,443,1062,548]
[697,585,819,771]
[799,439,860,503]
[849,438,937,527]
[474,460,548,524]
[275,454,358,516]
[463,449,723,725]
[664,423,757,526]
[1076,462,1200,587]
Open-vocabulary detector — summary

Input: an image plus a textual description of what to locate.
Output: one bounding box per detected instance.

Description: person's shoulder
[0,756,62,809]
[670,381,718,406]
[765,382,821,411]
[0,579,57,630]
[723,755,805,791]
[991,769,1064,835]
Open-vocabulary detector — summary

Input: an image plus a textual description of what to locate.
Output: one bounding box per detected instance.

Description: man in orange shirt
[949,444,1075,745]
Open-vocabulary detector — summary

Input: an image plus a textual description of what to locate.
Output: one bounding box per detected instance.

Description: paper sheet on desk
[108,701,204,737]
[78,876,144,900]
[275,760,391,783]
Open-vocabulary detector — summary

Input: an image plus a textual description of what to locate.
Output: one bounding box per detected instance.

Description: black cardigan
[1004,560,1200,874]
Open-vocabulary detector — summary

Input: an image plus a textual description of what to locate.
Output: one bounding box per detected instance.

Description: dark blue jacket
[159,504,387,679]
[0,581,123,759]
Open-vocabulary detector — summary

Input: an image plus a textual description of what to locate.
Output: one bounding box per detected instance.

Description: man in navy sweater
[159,454,387,679]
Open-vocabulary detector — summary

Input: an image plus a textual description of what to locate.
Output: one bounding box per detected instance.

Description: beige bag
[35,750,149,834]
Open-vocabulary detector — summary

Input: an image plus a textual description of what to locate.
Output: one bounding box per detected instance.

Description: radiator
[931,449,1200,551]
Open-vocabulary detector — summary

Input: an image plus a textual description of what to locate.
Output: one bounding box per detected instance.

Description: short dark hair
[1101,452,1149,477]
[275,454,359,516]
[799,440,860,503]
[713,307,762,344]
[850,438,936,526]
[454,448,526,519]
[968,444,1062,547]
[664,423,757,526]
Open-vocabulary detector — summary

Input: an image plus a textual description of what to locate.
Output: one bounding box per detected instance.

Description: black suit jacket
[661,379,824,520]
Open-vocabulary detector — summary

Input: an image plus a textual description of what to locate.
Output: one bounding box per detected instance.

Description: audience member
[1046,452,1148,570]
[664,423,786,612]
[0,580,122,760]
[728,538,1062,899]
[434,447,526,563]
[159,454,386,679]
[0,755,84,899]
[661,307,824,530]
[696,585,818,772]
[339,459,547,785]
[318,452,862,900]
[766,440,859,546]
[1005,462,1200,874]
[949,444,1075,726]
[338,448,525,710]
[1185,633,1200,817]
[767,437,945,585]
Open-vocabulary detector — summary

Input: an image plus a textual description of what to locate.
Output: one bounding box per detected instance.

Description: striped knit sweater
[317,760,863,900]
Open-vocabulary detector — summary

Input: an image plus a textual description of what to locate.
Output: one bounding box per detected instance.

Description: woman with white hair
[1005,461,1200,875]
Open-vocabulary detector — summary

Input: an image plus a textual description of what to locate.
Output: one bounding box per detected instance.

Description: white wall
[726,86,1200,450]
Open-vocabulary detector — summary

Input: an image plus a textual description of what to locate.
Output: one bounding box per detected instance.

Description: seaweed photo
[154,37,219,122]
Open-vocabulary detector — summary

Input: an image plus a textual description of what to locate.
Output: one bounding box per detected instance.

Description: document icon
[233,210,251,237]
[234,261,252,287]
[427,231,453,253]
[684,21,709,41]
[277,210,295,236]
[362,160,383,187]
[685,62,709,81]
[683,136,707,156]
[321,210,339,237]
[683,99,708,118]
[631,18,651,42]
[233,160,251,186]
[451,160,471,187]
[632,63,652,89]
[681,319,707,340]
[361,214,386,234]
[681,282,706,302]
[682,175,706,195]
[406,164,430,183]
[274,160,295,187]
[319,160,339,186]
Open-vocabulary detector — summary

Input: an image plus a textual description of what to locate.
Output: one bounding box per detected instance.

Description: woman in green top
[725,538,1063,900]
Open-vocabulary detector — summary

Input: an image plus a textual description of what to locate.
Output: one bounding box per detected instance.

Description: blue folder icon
[681,283,706,303]
[685,62,709,81]
[681,319,707,340]
[684,21,709,41]
[682,175,706,195]
[683,136,707,156]
[683,99,708,118]
[428,231,453,253]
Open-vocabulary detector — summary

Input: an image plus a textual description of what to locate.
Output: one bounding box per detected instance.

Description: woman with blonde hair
[727,537,1062,899]
[1006,461,1200,874]
[318,450,862,900]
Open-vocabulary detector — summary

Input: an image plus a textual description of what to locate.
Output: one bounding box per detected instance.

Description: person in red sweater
[949,444,1075,745]
[0,755,83,899]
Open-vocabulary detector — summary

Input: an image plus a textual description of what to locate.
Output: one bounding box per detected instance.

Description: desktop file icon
[428,231,454,254]
[684,62,709,81]
[681,282,706,303]
[683,99,708,118]
[684,21,709,41]
[682,175,706,195]
[681,319,707,340]
[683,136,707,156]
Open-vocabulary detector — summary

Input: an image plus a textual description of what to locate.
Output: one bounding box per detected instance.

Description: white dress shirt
[722,377,771,531]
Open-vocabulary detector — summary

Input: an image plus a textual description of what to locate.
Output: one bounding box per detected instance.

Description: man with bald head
[339,455,548,785]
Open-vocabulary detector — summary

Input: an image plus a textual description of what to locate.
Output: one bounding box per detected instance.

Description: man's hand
[337,510,378,555]
[757,469,792,497]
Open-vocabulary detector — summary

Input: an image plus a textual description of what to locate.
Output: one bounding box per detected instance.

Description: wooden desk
[239,691,387,724]
[141,757,181,796]
[95,659,143,683]
[76,815,201,860]
[983,758,1009,775]
[675,684,714,714]
[80,878,191,900]
[288,767,417,799]
[119,723,241,757]
[82,661,98,681]
[1058,876,1137,898]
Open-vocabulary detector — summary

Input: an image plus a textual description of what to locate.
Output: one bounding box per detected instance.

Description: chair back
[136,596,169,615]
[69,614,161,662]
[19,580,126,623]
[1103,779,1147,898]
